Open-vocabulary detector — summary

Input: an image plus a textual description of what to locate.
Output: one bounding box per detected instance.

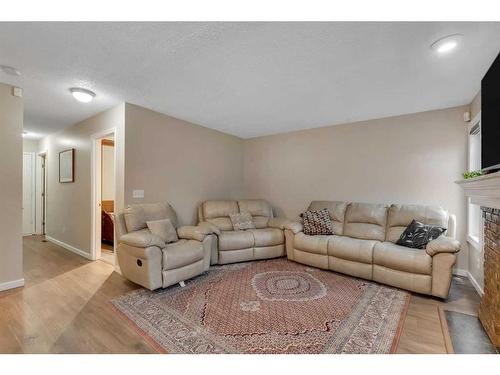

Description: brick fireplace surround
[457,171,500,348]
[480,207,500,347]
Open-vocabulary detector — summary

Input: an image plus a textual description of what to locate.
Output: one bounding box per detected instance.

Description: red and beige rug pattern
[111,259,409,354]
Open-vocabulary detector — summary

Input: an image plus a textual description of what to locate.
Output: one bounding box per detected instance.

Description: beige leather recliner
[115,202,217,290]
[284,201,461,298]
[197,199,290,265]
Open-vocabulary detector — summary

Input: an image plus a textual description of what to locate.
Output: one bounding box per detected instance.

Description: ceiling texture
[0,22,499,139]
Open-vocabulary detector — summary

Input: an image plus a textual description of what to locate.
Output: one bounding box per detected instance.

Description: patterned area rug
[111,259,409,354]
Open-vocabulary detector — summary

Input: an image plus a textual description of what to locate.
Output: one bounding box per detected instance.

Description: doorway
[22,152,35,235]
[91,129,116,265]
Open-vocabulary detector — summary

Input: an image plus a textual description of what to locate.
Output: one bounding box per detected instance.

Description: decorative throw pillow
[300,208,334,235]
[146,218,178,244]
[396,219,446,249]
[229,212,255,231]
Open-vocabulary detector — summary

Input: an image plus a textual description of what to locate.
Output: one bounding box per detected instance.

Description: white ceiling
[1,22,499,139]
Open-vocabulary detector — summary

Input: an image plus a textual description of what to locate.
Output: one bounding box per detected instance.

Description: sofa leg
[179,281,186,287]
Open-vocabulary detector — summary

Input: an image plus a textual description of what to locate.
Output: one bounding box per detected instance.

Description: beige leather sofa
[115,202,217,290]
[197,199,290,265]
[284,201,461,298]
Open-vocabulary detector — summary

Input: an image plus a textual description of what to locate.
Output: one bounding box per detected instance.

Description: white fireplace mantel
[456,170,500,209]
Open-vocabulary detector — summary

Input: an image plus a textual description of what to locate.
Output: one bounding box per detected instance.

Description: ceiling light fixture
[22,131,28,137]
[70,87,96,103]
[431,34,463,54]
[0,65,21,76]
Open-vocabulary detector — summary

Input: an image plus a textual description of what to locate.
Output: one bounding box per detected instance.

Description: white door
[23,152,35,235]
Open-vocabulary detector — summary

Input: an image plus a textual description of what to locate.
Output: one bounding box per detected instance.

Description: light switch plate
[132,190,144,199]
[12,87,23,98]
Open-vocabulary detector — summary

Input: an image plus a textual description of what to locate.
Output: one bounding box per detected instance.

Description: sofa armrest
[425,236,461,257]
[119,229,166,249]
[198,221,221,235]
[177,225,217,242]
[284,221,303,234]
[268,217,292,230]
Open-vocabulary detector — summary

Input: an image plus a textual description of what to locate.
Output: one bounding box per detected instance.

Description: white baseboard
[467,271,484,296]
[453,268,468,277]
[45,235,93,260]
[0,278,25,292]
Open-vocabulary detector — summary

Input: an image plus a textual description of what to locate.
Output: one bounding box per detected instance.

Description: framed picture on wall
[59,148,75,183]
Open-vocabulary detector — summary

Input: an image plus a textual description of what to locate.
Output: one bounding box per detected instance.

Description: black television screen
[481,52,500,172]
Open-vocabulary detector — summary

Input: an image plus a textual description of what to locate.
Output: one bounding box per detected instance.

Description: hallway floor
[0,235,487,353]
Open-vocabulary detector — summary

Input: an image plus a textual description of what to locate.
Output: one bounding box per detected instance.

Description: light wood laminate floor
[0,235,481,353]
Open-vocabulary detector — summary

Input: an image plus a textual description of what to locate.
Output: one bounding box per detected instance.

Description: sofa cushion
[202,200,239,231]
[219,230,255,251]
[119,228,166,249]
[238,199,273,229]
[373,241,432,275]
[123,202,178,233]
[343,202,388,241]
[248,228,284,247]
[162,239,203,271]
[307,201,348,235]
[327,236,377,264]
[396,220,446,249]
[146,218,178,244]
[386,204,449,243]
[229,212,256,231]
[301,208,335,235]
[293,232,332,255]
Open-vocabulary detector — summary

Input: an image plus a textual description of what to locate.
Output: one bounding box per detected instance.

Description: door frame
[36,151,47,235]
[90,128,117,262]
[23,152,36,235]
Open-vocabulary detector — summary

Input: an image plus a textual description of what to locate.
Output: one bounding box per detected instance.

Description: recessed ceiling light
[22,131,28,137]
[431,34,463,54]
[0,65,21,76]
[70,87,96,103]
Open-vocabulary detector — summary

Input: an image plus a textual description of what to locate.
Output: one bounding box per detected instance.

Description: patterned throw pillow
[229,212,256,231]
[300,208,334,236]
[396,219,446,249]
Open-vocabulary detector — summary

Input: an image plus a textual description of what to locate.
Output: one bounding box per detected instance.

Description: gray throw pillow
[229,212,256,231]
[146,218,178,244]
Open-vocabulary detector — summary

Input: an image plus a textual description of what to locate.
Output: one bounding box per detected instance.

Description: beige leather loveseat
[284,201,461,298]
[198,199,290,265]
[115,203,217,290]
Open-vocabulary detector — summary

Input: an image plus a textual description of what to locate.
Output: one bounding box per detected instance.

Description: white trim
[453,268,468,277]
[0,278,25,292]
[466,234,481,250]
[90,128,116,263]
[45,235,93,260]
[467,271,484,296]
[22,152,36,235]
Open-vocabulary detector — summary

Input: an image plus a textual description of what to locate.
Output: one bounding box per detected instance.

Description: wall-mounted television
[481,51,500,172]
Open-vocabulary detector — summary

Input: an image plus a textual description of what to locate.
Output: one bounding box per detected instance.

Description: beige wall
[23,139,39,153]
[38,104,125,255]
[124,104,243,226]
[243,106,469,271]
[0,83,24,288]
